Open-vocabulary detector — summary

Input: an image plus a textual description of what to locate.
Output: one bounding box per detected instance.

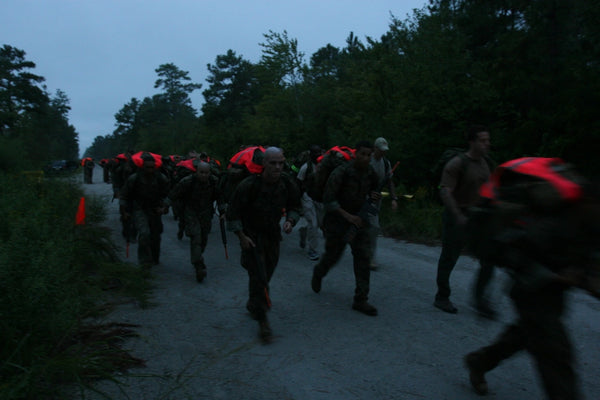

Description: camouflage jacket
[227,173,301,238]
[167,174,225,220]
[323,161,379,215]
[119,171,170,212]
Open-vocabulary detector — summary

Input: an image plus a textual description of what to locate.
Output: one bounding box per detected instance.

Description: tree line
[0,45,79,171]
[3,0,599,186]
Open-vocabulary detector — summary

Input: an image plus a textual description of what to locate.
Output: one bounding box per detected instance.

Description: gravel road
[79,167,600,400]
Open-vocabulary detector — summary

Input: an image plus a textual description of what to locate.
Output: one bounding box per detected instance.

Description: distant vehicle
[45,160,78,173]
[51,160,68,170]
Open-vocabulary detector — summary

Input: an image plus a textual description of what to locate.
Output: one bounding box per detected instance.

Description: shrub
[380,186,443,245]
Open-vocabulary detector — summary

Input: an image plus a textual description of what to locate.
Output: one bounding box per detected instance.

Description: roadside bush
[0,173,148,400]
[380,186,443,245]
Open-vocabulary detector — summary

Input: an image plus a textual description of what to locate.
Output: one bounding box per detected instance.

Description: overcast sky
[1,0,426,157]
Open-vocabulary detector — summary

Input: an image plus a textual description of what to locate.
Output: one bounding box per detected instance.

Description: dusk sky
[1,0,426,156]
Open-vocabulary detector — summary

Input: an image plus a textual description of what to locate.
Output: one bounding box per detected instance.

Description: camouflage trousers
[240,233,280,321]
[133,209,163,267]
[314,220,372,303]
[467,282,578,400]
[184,213,212,268]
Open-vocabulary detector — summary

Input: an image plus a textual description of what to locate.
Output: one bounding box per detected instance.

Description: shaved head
[195,160,211,182]
[262,147,285,183]
[196,161,210,171]
[263,146,284,161]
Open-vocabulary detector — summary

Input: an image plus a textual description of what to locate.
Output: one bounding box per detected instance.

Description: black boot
[194,263,207,283]
[464,352,489,395]
[259,318,273,342]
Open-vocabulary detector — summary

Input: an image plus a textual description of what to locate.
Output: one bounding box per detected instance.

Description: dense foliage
[82,0,600,187]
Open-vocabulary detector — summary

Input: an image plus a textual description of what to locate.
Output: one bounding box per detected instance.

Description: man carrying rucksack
[296,144,323,261]
[311,140,381,316]
[82,157,95,184]
[463,157,599,398]
[434,125,496,318]
[167,161,225,283]
[119,152,170,269]
[227,147,302,342]
[368,137,398,270]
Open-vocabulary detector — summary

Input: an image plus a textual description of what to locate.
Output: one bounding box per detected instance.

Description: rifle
[344,161,400,243]
[219,215,229,259]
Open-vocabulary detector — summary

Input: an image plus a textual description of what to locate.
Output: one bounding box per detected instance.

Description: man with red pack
[119,152,170,269]
[463,157,599,399]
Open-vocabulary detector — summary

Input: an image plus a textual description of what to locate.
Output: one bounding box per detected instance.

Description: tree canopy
[12,0,598,184]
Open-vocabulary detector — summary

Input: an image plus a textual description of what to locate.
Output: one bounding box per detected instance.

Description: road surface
[80,167,600,400]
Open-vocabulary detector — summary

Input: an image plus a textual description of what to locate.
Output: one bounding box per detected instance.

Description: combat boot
[352,300,378,316]
[464,352,489,395]
[194,263,207,283]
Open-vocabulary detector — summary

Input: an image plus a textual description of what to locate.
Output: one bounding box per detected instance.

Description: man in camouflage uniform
[463,161,600,399]
[99,158,111,183]
[119,153,170,268]
[111,151,138,243]
[296,144,323,261]
[464,193,600,399]
[311,140,381,316]
[168,161,225,282]
[368,137,398,270]
[227,147,301,341]
[83,157,95,184]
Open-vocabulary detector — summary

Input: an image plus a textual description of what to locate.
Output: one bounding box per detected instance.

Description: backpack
[221,146,266,204]
[305,146,355,202]
[430,147,495,203]
[466,157,596,280]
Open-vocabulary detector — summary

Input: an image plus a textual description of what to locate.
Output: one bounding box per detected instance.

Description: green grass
[0,172,151,400]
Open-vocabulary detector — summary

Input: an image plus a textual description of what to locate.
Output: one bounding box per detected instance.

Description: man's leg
[312,233,346,293]
[134,210,153,268]
[350,228,377,316]
[473,260,497,319]
[243,235,280,341]
[149,213,163,265]
[188,219,208,282]
[304,199,320,260]
[465,323,526,395]
[434,209,465,313]
[521,286,579,400]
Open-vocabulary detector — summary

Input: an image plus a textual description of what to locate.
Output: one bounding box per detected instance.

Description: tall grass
[0,172,150,399]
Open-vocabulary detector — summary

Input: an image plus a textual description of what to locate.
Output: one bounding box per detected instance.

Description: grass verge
[0,172,152,400]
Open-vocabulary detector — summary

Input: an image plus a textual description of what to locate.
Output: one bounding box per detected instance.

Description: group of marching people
[95,129,599,399]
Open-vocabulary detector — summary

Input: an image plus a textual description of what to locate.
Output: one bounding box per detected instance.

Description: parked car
[45,160,79,174]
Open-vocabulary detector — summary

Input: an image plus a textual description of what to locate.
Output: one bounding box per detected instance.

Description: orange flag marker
[75,197,86,225]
